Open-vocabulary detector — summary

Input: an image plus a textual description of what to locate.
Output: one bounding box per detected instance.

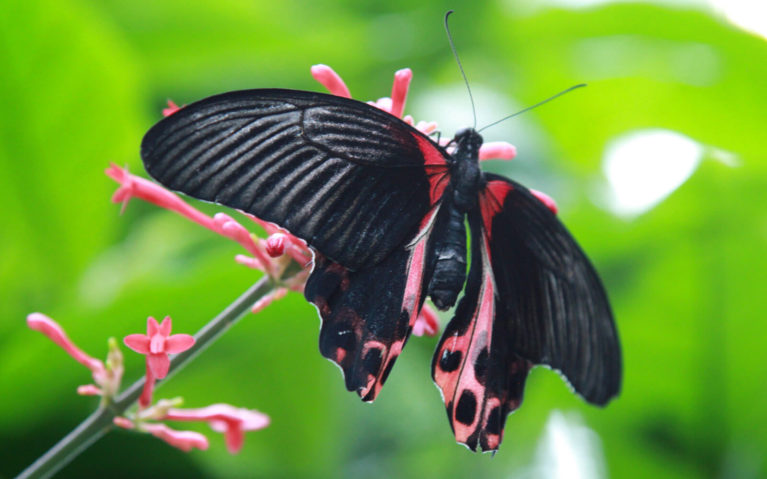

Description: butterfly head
[452,128,483,163]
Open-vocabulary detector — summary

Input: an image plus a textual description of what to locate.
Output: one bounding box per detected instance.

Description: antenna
[444,10,477,129]
[478,83,587,133]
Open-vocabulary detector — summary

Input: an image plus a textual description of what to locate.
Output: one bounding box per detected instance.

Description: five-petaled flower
[124,316,194,407]
[124,316,194,379]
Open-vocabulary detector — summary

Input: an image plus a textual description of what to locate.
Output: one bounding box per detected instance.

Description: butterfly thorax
[450,128,484,212]
[426,128,484,311]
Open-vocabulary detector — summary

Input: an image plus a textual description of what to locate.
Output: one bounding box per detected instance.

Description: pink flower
[413,304,440,337]
[27,313,105,375]
[311,64,351,98]
[124,316,194,380]
[530,189,558,214]
[162,100,182,117]
[106,164,311,277]
[27,313,124,396]
[251,287,288,314]
[264,233,288,258]
[479,141,517,161]
[164,404,270,453]
[114,415,208,452]
[311,65,517,163]
[141,423,209,452]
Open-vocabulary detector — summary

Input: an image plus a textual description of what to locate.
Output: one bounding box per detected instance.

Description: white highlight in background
[520,411,606,479]
[708,0,767,40]
[513,0,767,41]
[602,129,703,217]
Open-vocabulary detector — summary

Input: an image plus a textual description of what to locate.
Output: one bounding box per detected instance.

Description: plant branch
[16,275,277,479]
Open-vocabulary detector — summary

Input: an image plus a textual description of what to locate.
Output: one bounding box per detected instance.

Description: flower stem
[16,275,277,479]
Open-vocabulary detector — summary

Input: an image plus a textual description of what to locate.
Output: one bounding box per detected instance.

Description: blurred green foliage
[1,0,765,478]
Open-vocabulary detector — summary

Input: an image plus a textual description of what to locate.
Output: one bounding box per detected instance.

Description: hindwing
[305,205,441,401]
[432,175,621,452]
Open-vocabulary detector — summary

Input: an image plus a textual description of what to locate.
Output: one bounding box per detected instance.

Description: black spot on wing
[455,390,478,426]
[438,349,462,373]
[474,348,489,386]
[485,406,502,435]
[363,348,383,376]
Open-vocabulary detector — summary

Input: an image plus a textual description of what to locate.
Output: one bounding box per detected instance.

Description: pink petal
[106,164,217,230]
[530,189,558,215]
[158,316,172,336]
[415,120,438,134]
[142,423,209,452]
[234,254,265,271]
[390,68,412,119]
[77,384,102,396]
[223,426,245,454]
[149,333,165,354]
[162,100,181,117]
[264,233,287,257]
[310,64,351,98]
[113,417,134,429]
[413,304,440,337]
[148,353,171,379]
[165,404,270,431]
[165,334,195,354]
[251,287,287,314]
[140,363,155,408]
[123,334,151,354]
[369,97,392,113]
[146,317,160,336]
[27,313,105,374]
[479,141,517,161]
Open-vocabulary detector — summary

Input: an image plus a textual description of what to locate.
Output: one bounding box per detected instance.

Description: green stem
[16,275,276,479]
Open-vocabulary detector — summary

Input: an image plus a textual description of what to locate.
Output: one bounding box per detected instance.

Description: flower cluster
[27,313,268,453]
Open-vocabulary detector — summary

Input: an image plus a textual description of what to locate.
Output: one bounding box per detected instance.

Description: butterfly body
[425,128,483,310]
[141,85,621,452]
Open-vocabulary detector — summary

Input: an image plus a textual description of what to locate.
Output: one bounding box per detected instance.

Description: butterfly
[140,70,621,452]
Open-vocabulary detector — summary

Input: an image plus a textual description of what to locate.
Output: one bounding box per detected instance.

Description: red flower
[27,313,124,397]
[114,418,209,452]
[124,316,194,380]
[164,404,270,453]
[106,164,311,278]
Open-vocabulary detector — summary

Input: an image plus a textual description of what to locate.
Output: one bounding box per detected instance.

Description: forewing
[480,174,621,405]
[141,88,450,270]
[305,205,440,401]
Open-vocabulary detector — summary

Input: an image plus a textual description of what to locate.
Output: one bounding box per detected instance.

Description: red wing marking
[433,233,498,448]
[432,203,534,452]
[359,204,440,400]
[479,179,513,240]
[414,135,450,205]
[306,203,443,403]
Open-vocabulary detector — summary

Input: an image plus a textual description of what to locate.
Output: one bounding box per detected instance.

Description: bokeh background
[1,0,765,477]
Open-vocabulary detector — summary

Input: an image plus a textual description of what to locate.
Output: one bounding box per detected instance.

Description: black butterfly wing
[141,88,450,270]
[479,174,621,405]
[432,208,533,451]
[432,174,620,452]
[141,88,454,401]
[306,205,441,402]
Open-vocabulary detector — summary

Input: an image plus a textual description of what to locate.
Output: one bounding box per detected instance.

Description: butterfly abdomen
[427,202,467,310]
[425,128,484,310]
